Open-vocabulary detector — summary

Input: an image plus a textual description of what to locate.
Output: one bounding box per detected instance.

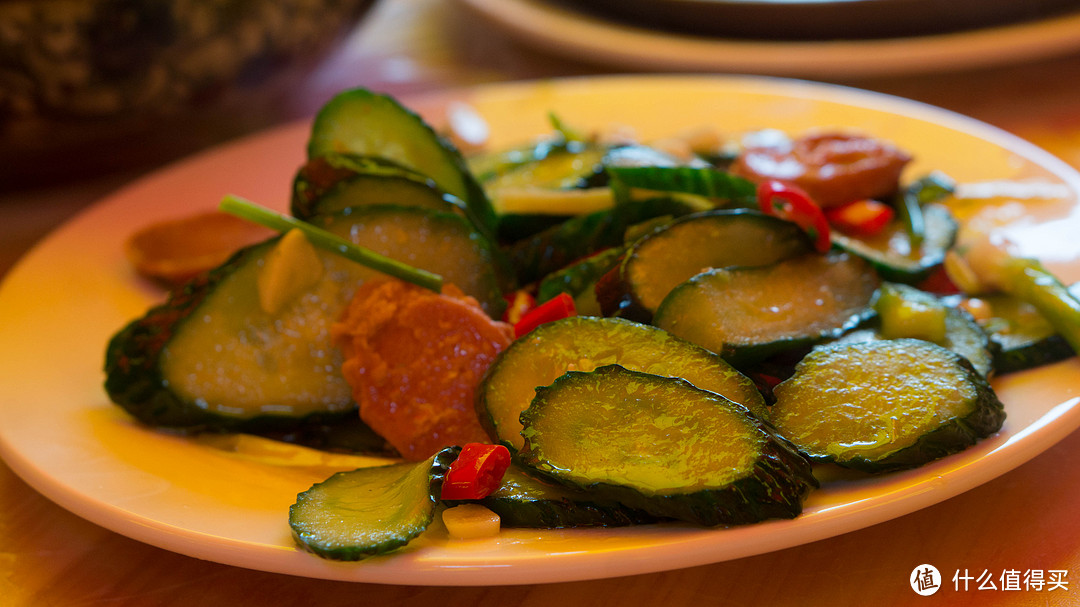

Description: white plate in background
[455,0,1080,78]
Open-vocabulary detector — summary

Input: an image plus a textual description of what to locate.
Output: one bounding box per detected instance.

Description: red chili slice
[441,443,512,500]
[513,292,576,338]
[756,180,832,254]
[825,198,895,237]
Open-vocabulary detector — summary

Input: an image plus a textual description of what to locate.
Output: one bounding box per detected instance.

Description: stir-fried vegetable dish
[103,87,1080,560]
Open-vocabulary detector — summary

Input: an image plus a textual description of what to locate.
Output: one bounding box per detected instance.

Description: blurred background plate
[457,0,1080,78]
[573,0,1080,40]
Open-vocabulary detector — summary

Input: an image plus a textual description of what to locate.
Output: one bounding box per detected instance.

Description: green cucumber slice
[837,282,996,377]
[469,136,579,184]
[477,316,767,452]
[604,165,757,206]
[485,142,608,192]
[517,365,816,526]
[105,206,508,434]
[654,251,880,366]
[945,283,1080,374]
[830,203,957,284]
[290,446,459,560]
[291,154,466,221]
[598,209,813,322]
[507,197,703,286]
[472,464,657,528]
[536,247,624,307]
[306,88,495,237]
[770,339,1006,472]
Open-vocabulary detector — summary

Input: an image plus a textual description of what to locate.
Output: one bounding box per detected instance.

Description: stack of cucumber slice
[105,88,511,448]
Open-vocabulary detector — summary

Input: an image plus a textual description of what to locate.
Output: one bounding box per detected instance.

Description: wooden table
[4,1,1080,604]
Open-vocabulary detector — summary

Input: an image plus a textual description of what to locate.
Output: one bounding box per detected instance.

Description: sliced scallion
[219,195,443,292]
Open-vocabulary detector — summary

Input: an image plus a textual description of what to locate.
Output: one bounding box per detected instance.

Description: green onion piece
[219,195,443,292]
[547,112,586,143]
[897,172,956,248]
[1000,258,1080,355]
[897,189,926,248]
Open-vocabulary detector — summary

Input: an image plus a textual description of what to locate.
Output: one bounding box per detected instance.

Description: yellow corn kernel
[442,504,501,540]
[257,228,324,316]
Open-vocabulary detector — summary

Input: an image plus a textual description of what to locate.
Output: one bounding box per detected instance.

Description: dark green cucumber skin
[537,246,624,304]
[106,205,509,442]
[591,432,816,527]
[945,283,1080,374]
[831,313,997,380]
[830,203,958,284]
[604,165,757,207]
[497,213,574,243]
[290,446,459,561]
[103,245,393,453]
[506,197,704,287]
[476,316,769,450]
[292,154,412,216]
[471,136,589,184]
[517,365,816,527]
[851,280,993,375]
[307,88,497,240]
[450,465,658,528]
[291,154,466,223]
[653,251,880,368]
[105,246,268,429]
[488,142,605,242]
[842,374,1003,473]
[598,209,813,323]
[774,339,1006,474]
[306,205,516,309]
[993,334,1074,374]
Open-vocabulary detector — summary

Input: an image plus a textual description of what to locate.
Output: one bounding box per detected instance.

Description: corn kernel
[442,504,501,540]
[257,228,323,315]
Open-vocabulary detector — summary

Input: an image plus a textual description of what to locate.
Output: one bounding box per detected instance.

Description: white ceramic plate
[455,0,1080,78]
[2,75,1080,586]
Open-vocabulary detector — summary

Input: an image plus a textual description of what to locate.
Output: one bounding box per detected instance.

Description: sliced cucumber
[290,446,459,560]
[485,142,608,193]
[654,251,880,367]
[517,365,816,526]
[604,165,757,207]
[306,205,511,315]
[105,206,508,433]
[830,203,957,284]
[477,316,767,452]
[945,282,1080,374]
[849,282,996,377]
[485,142,690,196]
[507,197,703,286]
[472,464,657,528]
[598,210,813,322]
[306,88,495,237]
[291,154,466,221]
[770,339,1006,472]
[536,246,623,306]
[469,136,580,184]
[496,213,577,243]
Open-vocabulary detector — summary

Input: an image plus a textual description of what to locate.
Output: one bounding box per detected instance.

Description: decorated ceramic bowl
[0,0,375,188]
